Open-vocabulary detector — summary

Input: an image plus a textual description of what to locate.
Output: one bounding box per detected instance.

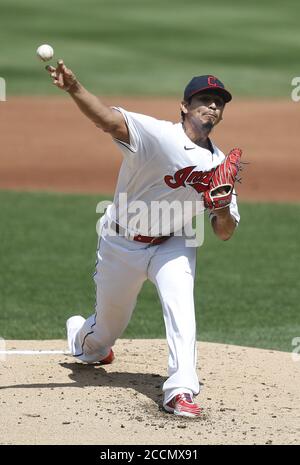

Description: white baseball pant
[68,227,200,405]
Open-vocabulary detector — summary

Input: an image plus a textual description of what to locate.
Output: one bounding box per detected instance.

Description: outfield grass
[0,0,299,97]
[0,190,299,352]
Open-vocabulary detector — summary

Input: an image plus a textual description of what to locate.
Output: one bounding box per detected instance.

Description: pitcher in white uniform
[46,62,240,418]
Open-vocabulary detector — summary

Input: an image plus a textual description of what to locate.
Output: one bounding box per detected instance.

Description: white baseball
[36,44,54,62]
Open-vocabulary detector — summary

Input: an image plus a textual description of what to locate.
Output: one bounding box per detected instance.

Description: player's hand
[212,205,230,217]
[45,60,78,92]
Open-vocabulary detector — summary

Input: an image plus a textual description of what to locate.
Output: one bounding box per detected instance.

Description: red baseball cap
[184,75,232,103]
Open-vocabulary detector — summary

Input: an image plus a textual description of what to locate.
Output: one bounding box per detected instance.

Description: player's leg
[67,234,148,363]
[147,236,200,409]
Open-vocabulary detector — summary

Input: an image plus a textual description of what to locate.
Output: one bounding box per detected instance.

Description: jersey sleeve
[228,188,240,225]
[111,107,163,159]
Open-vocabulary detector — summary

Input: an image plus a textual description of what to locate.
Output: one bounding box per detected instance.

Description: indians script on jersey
[164,166,214,193]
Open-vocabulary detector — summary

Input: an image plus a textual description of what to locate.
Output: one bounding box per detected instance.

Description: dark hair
[181,97,192,121]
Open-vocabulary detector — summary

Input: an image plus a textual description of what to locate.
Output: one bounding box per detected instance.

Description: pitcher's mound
[0,339,299,445]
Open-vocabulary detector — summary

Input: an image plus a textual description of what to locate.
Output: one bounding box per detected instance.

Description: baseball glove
[203,147,243,210]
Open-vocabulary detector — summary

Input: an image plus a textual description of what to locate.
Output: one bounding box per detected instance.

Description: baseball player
[46,61,241,418]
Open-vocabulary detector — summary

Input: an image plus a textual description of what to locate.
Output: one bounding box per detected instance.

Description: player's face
[182,93,225,130]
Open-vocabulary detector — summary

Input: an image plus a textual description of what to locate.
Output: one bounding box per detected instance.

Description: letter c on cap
[208,76,217,87]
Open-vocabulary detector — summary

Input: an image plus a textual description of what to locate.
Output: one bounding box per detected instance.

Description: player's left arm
[210,206,237,241]
[204,147,242,240]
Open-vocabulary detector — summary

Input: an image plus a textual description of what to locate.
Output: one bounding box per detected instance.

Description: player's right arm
[46,60,129,144]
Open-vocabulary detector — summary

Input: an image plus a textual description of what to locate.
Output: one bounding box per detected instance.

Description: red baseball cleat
[99,349,115,365]
[164,393,201,418]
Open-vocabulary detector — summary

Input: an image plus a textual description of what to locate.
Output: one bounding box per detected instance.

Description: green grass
[0,190,299,352]
[0,0,299,97]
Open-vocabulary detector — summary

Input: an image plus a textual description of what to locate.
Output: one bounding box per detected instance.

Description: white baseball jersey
[104,107,240,236]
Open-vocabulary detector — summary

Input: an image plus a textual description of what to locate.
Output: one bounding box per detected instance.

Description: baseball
[36,44,54,62]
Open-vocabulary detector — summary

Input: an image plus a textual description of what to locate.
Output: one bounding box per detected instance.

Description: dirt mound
[1,339,299,445]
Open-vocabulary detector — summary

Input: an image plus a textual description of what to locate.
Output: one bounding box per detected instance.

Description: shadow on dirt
[0,362,168,410]
[61,362,167,406]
